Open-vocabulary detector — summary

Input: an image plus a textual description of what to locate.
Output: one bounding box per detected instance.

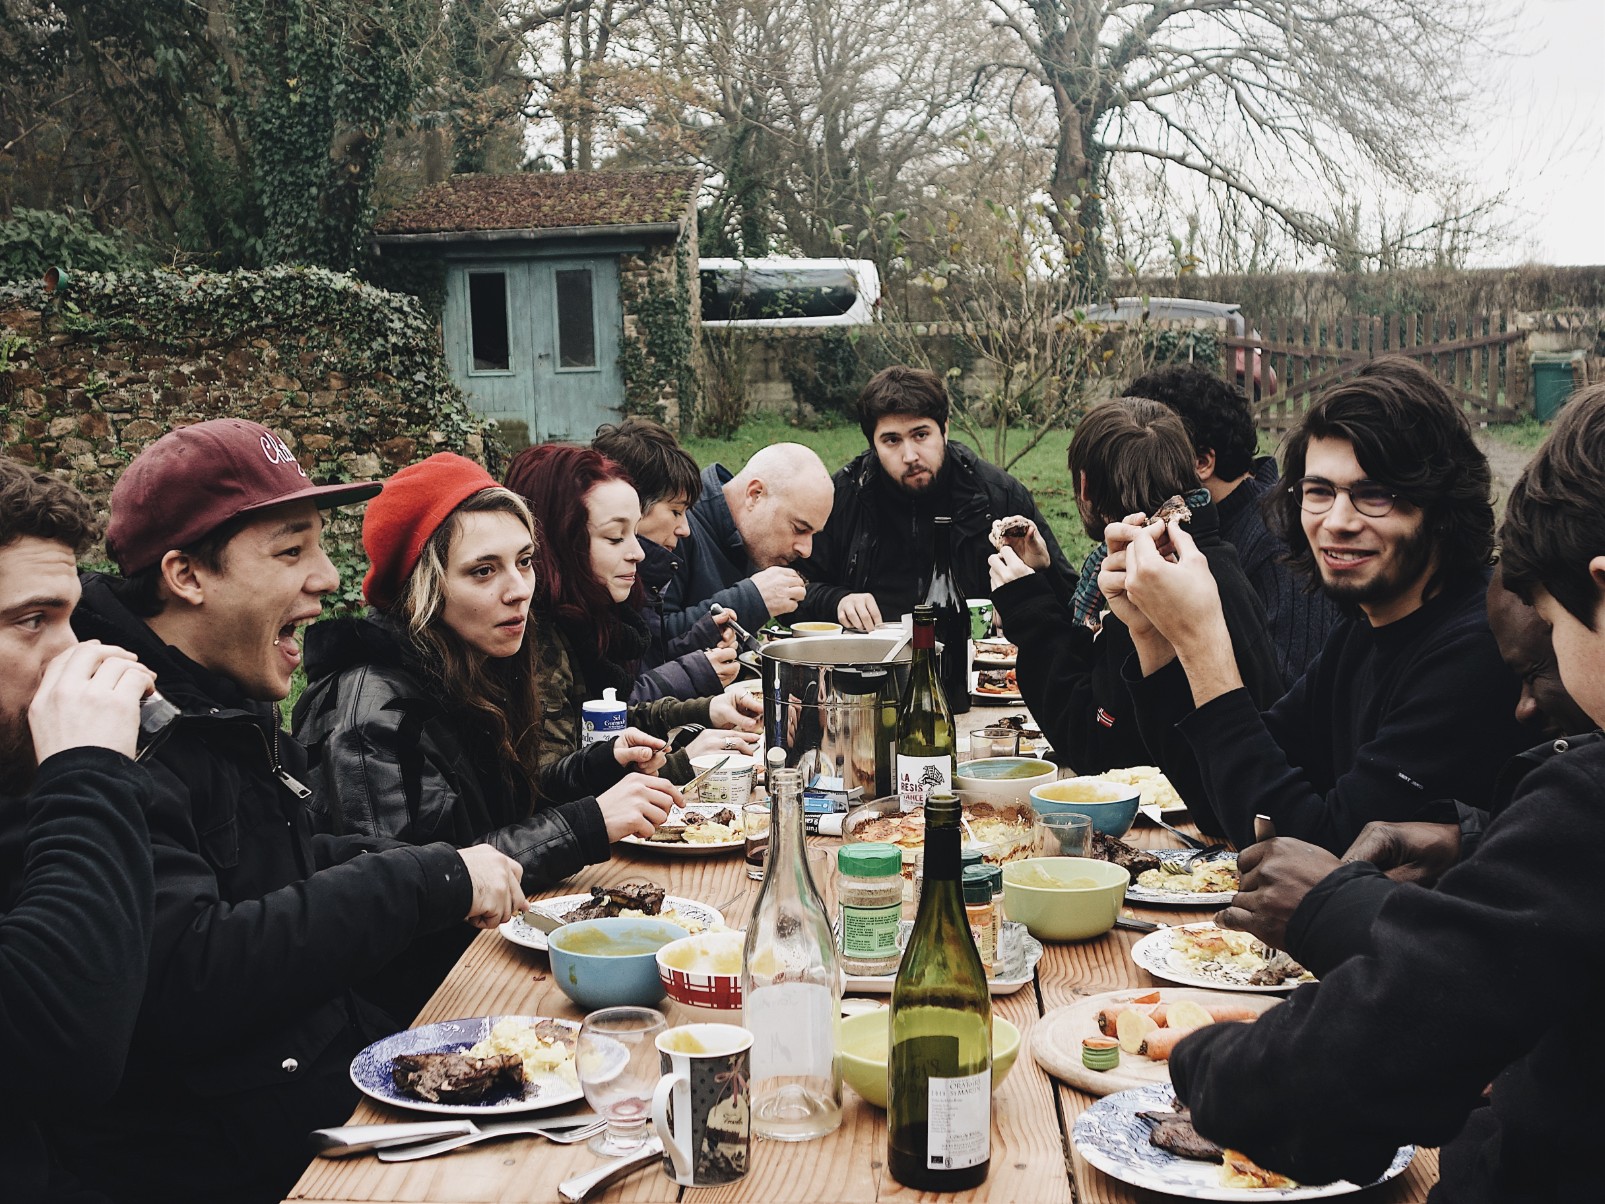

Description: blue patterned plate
[350,1015,583,1116]
[1073,1082,1413,1200]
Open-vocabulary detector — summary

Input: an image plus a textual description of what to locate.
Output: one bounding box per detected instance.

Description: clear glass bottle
[888,790,992,1190]
[741,748,844,1141]
[895,605,956,812]
[922,516,971,715]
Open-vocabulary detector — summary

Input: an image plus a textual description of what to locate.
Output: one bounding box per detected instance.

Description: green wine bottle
[887,790,992,1191]
[895,605,956,812]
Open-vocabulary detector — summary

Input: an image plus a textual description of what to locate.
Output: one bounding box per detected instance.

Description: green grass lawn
[681,413,1096,566]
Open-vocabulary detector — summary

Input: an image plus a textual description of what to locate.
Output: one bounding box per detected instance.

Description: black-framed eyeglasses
[1291,477,1398,518]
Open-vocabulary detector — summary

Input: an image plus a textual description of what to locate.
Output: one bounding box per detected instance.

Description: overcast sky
[1472,0,1605,266]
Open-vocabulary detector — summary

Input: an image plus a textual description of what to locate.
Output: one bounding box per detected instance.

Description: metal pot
[758,634,919,798]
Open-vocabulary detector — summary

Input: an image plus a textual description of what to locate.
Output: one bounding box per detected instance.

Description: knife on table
[311,1120,474,1156]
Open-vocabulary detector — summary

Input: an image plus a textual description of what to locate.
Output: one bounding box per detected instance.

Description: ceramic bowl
[656,930,744,1014]
[790,620,845,636]
[1001,856,1129,941]
[839,1010,1021,1108]
[954,757,1058,807]
[1029,777,1141,837]
[546,917,688,1010]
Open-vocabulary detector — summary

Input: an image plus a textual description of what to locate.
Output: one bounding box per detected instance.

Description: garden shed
[374,169,702,444]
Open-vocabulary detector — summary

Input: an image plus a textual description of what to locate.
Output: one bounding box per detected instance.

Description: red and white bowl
[656,930,744,1012]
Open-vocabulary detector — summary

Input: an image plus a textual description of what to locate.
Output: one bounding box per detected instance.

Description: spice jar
[837,843,905,975]
[962,865,998,976]
[986,865,1007,971]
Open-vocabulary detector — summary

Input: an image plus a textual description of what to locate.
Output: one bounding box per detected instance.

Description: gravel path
[1476,431,1535,516]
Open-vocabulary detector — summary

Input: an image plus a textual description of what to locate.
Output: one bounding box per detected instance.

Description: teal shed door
[446,255,623,445]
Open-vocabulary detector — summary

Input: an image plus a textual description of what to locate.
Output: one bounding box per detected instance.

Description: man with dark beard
[798,365,1076,630]
[1098,356,1530,851]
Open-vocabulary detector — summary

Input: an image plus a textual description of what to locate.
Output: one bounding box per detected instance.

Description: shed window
[555,268,597,369]
[468,272,511,371]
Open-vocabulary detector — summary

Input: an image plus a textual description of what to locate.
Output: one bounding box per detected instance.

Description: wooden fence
[1227,313,1527,430]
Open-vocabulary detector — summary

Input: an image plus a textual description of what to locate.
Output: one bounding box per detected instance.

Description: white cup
[690,753,757,808]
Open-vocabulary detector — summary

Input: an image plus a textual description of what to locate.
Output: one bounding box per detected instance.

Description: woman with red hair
[505,444,760,786]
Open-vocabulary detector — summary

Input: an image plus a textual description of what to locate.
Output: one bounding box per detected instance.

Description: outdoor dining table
[284,707,1440,1204]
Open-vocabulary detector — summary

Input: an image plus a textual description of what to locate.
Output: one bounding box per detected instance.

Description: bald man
[660,443,835,638]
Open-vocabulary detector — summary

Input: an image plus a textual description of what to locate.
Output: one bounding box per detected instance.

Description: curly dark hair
[0,459,100,555]
[1501,382,1605,628]
[1268,356,1494,594]
[855,365,950,442]
[1124,365,1257,480]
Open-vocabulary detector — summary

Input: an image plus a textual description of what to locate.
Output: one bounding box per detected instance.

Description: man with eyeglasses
[1098,356,1529,852]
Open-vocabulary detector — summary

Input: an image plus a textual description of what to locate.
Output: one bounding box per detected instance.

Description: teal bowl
[547,917,689,1010]
[1030,777,1141,837]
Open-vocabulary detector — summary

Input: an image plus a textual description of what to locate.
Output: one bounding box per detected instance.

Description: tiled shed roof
[375,169,701,236]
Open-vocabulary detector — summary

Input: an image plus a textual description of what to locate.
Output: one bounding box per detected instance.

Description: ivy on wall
[618,228,701,426]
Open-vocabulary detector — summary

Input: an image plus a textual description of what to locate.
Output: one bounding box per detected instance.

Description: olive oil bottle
[887,790,992,1190]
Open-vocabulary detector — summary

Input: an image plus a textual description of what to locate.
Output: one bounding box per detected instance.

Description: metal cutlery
[558,1137,665,1202]
[1137,803,1211,850]
[710,603,765,658]
[681,755,731,797]
[376,1114,607,1162]
[311,1120,475,1157]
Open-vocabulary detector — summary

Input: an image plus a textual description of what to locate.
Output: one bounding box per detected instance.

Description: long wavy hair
[504,443,641,660]
[392,487,543,805]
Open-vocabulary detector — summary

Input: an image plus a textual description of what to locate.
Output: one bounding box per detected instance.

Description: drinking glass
[576,1007,669,1157]
[1038,812,1093,858]
[977,724,1020,758]
[743,802,772,880]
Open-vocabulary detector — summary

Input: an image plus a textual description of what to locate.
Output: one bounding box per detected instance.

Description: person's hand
[837,592,883,632]
[751,566,807,617]
[704,645,741,686]
[29,640,157,763]
[708,689,762,731]
[988,545,1035,591]
[456,844,526,929]
[995,515,1051,570]
[1342,820,1462,886]
[1097,516,1162,641]
[1214,837,1342,951]
[1123,520,1227,652]
[612,728,669,774]
[682,726,761,760]
[596,774,680,841]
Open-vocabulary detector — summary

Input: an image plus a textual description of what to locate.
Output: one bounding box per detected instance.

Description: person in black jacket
[1166,384,1605,1203]
[988,398,1282,788]
[799,365,1076,631]
[1123,365,1340,686]
[59,420,527,1204]
[1102,357,1529,851]
[0,462,158,1204]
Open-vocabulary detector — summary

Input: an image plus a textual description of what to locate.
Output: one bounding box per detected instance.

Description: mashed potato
[1093,765,1183,812]
[468,1019,577,1086]
[1135,857,1239,894]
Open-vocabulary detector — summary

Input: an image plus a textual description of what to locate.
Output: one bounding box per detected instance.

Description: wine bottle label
[841,902,903,958]
[747,982,835,1078]
[926,1069,990,1170]
[897,755,952,811]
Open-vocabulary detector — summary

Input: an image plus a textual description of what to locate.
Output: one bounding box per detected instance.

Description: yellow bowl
[790,621,844,636]
[1001,856,1129,941]
[839,1011,1020,1109]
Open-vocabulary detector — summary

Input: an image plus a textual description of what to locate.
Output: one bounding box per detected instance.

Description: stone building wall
[617,197,702,430]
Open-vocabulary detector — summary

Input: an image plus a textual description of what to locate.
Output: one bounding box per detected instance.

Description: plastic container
[836,844,904,976]
[1532,351,1581,422]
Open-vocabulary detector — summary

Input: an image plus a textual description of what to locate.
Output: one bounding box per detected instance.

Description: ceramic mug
[652,1023,754,1187]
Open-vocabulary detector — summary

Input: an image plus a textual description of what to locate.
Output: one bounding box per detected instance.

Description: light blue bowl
[547,917,689,1010]
[1030,778,1141,837]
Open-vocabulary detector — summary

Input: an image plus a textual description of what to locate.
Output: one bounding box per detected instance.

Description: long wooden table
[286,715,1439,1204]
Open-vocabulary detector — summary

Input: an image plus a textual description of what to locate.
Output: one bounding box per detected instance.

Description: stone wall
[618,197,703,431]
[0,266,494,605]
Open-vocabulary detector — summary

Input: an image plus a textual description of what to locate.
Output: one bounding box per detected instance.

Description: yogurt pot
[690,752,757,808]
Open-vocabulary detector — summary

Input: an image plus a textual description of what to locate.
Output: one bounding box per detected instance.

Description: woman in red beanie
[291,454,684,1010]
[504,443,761,787]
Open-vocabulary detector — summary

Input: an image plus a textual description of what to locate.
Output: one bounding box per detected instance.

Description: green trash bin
[1531,352,1581,423]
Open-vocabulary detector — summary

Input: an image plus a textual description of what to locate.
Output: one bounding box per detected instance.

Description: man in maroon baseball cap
[61,420,528,1204]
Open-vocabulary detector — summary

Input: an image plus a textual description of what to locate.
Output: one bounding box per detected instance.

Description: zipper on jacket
[254,720,313,800]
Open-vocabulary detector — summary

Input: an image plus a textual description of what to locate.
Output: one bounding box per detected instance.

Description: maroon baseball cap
[106,419,382,574]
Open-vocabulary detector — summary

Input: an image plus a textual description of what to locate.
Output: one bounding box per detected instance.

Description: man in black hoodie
[62,420,526,1204]
[0,461,158,1204]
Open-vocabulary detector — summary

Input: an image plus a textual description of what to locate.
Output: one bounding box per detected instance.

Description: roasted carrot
[1135,1025,1197,1060]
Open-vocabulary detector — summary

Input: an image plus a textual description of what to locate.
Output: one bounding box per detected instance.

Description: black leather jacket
[293,613,613,892]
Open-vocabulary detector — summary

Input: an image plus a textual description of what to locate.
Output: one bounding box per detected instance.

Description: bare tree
[984,0,1503,289]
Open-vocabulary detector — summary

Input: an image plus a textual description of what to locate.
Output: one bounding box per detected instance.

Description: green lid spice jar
[837,843,905,976]
[962,866,998,977]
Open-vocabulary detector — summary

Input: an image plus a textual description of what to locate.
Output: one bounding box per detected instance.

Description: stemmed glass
[575,1006,668,1157]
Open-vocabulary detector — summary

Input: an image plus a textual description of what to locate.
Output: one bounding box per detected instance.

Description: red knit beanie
[362,452,499,608]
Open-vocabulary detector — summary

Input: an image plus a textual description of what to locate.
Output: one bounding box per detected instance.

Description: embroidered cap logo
[260,432,308,477]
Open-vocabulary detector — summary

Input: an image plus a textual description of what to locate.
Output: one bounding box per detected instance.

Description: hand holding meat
[613,727,669,774]
[990,514,1051,570]
[1342,820,1462,886]
[1214,837,1341,951]
[708,689,762,731]
[988,544,1035,590]
[837,591,883,631]
[597,774,679,841]
[752,565,806,616]
[1098,516,1164,642]
[1123,521,1229,653]
[457,844,526,928]
[29,640,157,763]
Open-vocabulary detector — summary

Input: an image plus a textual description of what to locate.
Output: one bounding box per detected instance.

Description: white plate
[619,804,747,855]
[1073,1082,1413,1199]
[351,1016,582,1116]
[845,921,1042,996]
[499,894,726,953]
[1124,850,1240,906]
[1130,924,1316,993]
[973,640,1017,668]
